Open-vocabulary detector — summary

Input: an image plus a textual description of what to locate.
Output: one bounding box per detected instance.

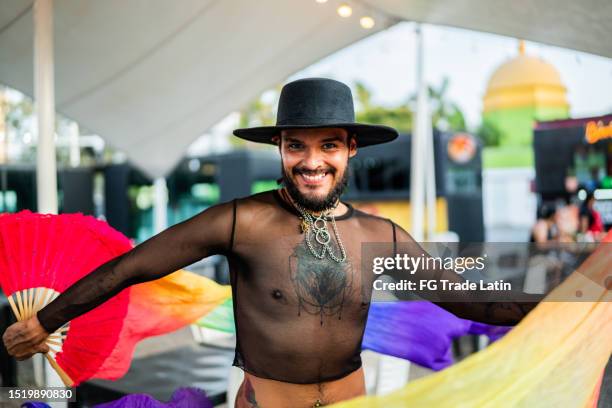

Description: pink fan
[0,210,133,386]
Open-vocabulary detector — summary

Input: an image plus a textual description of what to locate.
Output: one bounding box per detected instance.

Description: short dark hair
[538,204,556,219]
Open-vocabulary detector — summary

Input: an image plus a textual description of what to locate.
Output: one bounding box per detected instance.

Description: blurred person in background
[585,167,602,192]
[579,191,605,240]
[530,204,558,243]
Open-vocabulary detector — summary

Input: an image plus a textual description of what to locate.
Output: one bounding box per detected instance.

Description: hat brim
[233,123,399,147]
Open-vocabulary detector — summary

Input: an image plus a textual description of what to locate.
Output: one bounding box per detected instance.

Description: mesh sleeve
[37,200,236,333]
[389,221,541,325]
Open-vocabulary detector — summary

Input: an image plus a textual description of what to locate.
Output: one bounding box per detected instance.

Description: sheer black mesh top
[37,189,400,384]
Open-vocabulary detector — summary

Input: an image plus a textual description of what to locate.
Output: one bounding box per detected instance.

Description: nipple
[272,289,289,305]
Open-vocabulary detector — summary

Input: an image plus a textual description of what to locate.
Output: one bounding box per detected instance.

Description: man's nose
[303,148,323,169]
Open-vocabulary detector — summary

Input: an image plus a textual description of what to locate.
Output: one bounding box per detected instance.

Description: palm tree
[409,77,467,132]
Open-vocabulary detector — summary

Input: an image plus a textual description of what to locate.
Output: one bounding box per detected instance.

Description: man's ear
[348,134,358,158]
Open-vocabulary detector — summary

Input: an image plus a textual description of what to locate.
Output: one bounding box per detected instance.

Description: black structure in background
[534,114,612,227]
[0,163,152,238]
[104,163,151,238]
[346,132,445,197]
[60,168,95,215]
[167,150,281,204]
[104,164,132,237]
[344,131,485,242]
[0,165,97,215]
[0,164,38,212]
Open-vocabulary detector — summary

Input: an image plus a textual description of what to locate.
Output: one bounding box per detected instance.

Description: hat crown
[276,78,355,126]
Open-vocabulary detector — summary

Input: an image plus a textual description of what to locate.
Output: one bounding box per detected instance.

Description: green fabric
[196,297,236,334]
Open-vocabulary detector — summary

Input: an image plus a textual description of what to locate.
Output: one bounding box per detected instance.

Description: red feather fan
[0,210,133,386]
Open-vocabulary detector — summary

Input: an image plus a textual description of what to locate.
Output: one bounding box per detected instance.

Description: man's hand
[2,315,50,361]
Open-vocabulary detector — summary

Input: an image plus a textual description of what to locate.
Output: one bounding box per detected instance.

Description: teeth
[302,173,326,181]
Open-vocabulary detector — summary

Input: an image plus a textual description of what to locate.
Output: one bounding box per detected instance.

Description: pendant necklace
[281,189,347,263]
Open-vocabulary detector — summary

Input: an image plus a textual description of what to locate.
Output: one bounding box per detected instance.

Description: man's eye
[323,143,338,149]
[288,143,303,150]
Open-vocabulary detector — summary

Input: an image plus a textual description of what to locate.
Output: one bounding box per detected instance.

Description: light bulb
[337,3,352,18]
[360,16,375,29]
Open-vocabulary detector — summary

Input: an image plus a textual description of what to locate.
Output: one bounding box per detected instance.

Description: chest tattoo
[289,243,354,324]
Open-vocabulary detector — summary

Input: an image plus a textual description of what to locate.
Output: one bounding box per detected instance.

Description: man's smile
[297,170,332,187]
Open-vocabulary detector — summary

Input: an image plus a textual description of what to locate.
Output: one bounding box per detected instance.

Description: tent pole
[34,0,58,215]
[376,24,434,395]
[153,177,168,233]
[68,122,80,168]
[410,24,426,242]
[425,113,436,240]
[33,0,66,397]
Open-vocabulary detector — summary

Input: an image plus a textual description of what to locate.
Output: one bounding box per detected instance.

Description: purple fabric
[362,301,511,370]
[21,403,52,408]
[93,387,213,408]
[468,321,511,342]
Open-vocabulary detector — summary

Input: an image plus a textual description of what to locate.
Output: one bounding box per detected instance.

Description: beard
[281,162,349,212]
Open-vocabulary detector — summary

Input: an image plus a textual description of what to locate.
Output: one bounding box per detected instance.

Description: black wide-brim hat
[233,78,398,147]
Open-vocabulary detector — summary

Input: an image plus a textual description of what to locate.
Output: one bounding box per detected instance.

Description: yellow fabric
[331,244,611,408]
[131,268,231,320]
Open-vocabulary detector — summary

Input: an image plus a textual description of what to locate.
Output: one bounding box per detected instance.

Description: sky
[291,22,612,130]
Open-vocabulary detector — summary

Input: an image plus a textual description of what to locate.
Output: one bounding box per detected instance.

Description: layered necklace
[280,189,347,263]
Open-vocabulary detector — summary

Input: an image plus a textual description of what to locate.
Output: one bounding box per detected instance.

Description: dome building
[482,42,570,163]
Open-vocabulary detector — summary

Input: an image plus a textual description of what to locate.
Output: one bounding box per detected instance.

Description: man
[3,78,538,407]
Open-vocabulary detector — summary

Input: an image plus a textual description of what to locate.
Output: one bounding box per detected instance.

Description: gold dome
[483,44,568,112]
[487,55,565,91]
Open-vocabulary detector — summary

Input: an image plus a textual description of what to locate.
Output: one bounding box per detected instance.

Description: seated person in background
[530,204,557,243]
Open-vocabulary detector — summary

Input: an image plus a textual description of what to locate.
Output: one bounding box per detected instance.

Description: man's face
[274,128,357,212]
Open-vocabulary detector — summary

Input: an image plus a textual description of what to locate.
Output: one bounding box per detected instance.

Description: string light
[312,0,392,31]
[360,16,375,29]
[337,3,353,18]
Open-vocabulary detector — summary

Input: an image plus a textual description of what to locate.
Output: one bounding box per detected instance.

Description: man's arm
[387,222,543,326]
[36,200,236,334]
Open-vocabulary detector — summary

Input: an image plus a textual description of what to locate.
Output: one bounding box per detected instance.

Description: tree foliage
[356,78,467,134]
[408,77,467,132]
[477,119,502,147]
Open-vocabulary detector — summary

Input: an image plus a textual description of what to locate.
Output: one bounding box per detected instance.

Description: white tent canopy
[375,0,612,60]
[1,0,611,178]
